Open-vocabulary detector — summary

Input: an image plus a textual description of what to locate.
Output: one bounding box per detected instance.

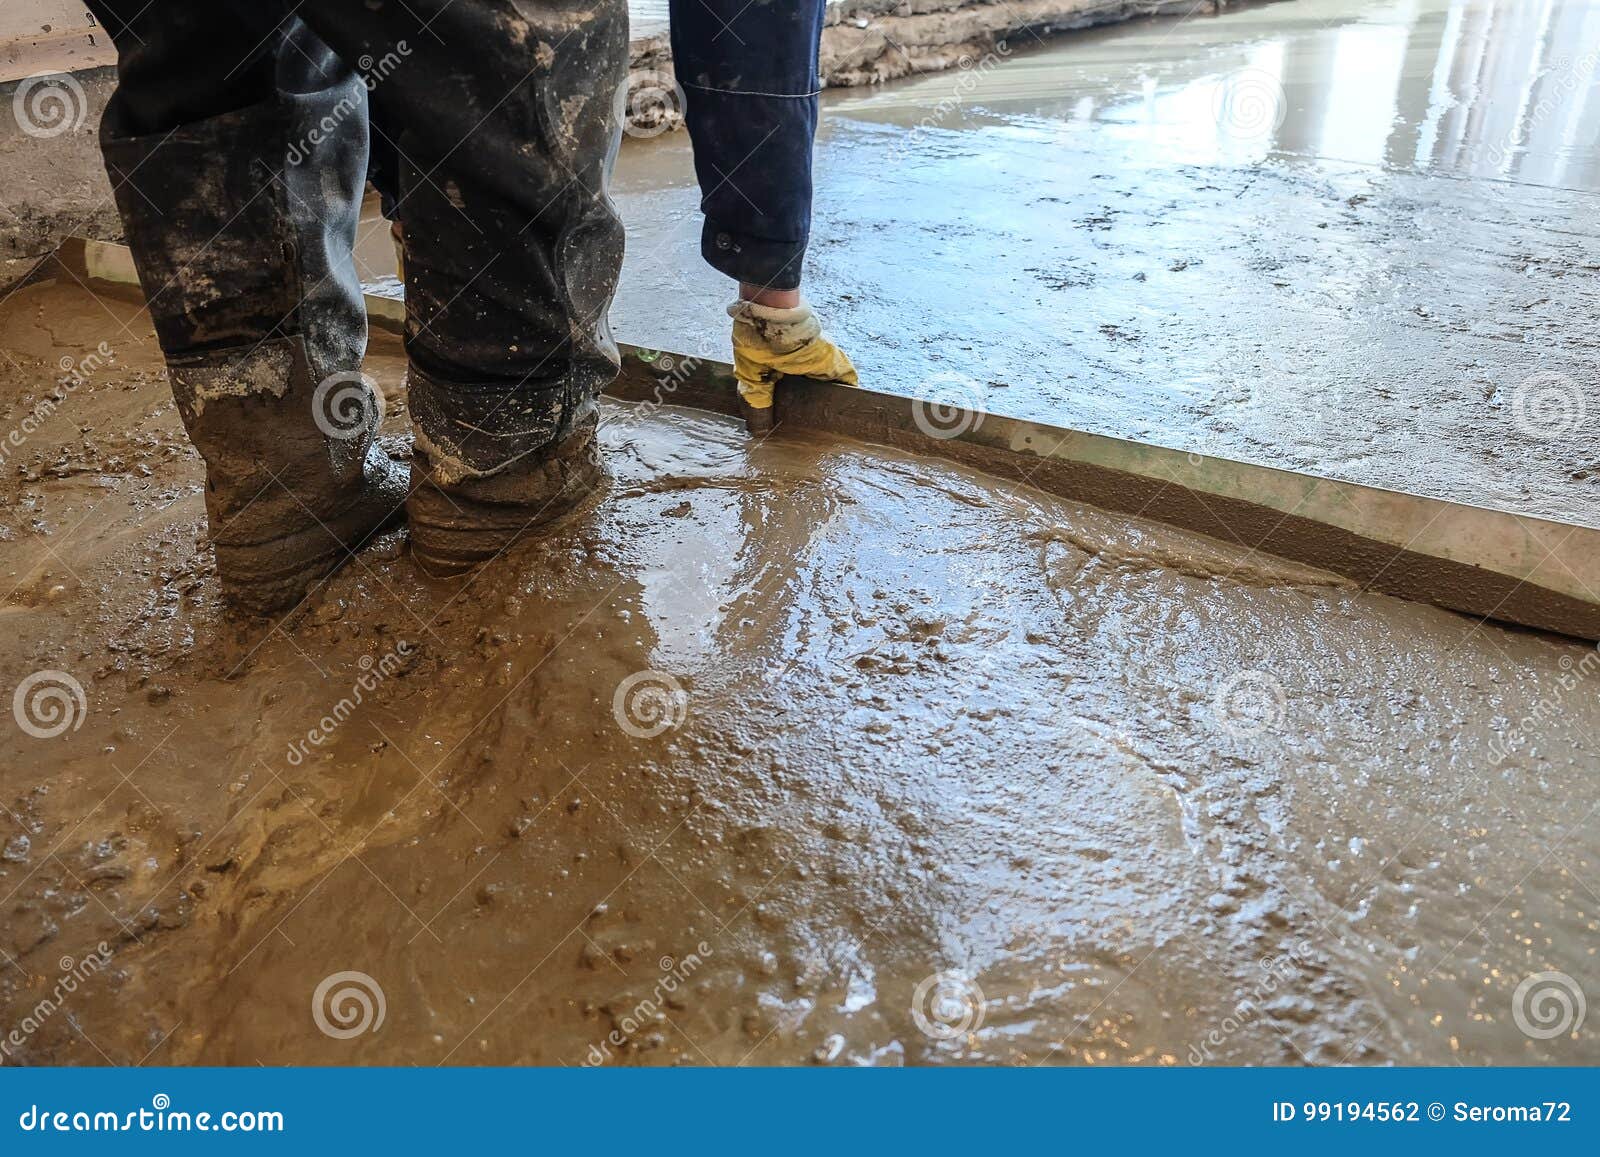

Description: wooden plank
[63,238,1600,638]
[610,346,1600,641]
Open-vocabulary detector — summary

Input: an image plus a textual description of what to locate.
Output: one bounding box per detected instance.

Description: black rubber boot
[388,0,629,577]
[95,28,405,614]
[166,340,408,614]
[91,0,629,593]
[407,374,608,576]
[740,401,777,436]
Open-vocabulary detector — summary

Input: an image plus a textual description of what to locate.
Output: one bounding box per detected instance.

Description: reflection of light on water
[626,0,670,37]
[1096,42,1287,165]
[636,497,742,670]
[1317,20,1409,168]
[1413,1,1467,167]
[818,0,1600,190]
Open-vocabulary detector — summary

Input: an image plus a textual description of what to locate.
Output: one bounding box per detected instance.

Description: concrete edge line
[57,235,1600,641]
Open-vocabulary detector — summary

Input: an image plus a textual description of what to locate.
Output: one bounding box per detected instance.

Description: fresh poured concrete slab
[2,279,1598,1066]
[64,0,1600,634]
[67,230,1600,638]
[609,0,1600,530]
[627,0,671,40]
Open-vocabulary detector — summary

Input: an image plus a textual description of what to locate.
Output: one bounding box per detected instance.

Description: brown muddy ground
[1,280,1596,1066]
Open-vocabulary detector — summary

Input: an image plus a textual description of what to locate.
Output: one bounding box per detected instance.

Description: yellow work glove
[727,299,859,412]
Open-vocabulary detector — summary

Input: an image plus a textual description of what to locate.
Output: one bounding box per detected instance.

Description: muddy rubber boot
[406,373,607,576]
[96,32,404,615]
[168,342,408,614]
[380,0,628,578]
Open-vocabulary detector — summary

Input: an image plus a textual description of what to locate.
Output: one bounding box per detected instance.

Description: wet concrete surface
[1,280,1597,1065]
[606,0,1600,527]
[628,0,670,39]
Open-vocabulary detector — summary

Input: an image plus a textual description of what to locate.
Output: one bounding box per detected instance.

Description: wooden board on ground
[53,236,1600,640]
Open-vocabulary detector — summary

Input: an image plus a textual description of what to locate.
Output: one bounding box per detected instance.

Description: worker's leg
[299,1,629,574]
[86,1,406,613]
[366,104,402,224]
[366,101,405,282]
[669,0,823,290]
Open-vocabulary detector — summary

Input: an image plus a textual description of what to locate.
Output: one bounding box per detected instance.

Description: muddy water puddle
[0,281,1596,1064]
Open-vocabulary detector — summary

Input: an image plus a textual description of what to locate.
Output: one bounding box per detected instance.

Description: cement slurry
[0,281,1596,1065]
[607,0,1600,528]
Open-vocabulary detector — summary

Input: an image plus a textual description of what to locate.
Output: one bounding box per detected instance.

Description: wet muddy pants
[379,0,828,291]
[84,0,628,473]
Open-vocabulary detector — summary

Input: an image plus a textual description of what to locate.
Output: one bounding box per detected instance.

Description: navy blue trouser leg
[669,0,825,290]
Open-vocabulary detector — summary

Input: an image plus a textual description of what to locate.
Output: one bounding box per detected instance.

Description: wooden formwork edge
[58,238,1600,640]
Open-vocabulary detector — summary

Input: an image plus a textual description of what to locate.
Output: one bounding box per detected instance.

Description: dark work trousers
[667,0,825,291]
[370,0,826,291]
[85,0,628,474]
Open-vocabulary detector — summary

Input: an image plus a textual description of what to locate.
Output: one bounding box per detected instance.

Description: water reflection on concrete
[627,0,671,39]
[604,0,1600,526]
[832,0,1600,189]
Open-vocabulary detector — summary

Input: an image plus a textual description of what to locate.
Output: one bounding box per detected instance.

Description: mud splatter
[0,280,1596,1066]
